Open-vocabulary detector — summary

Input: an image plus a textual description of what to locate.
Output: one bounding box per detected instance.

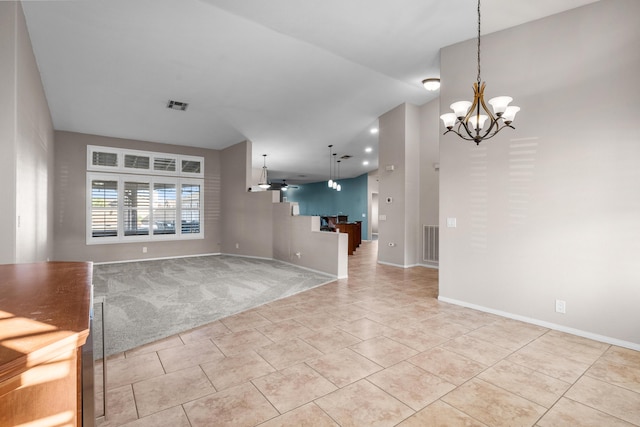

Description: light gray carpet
[92,255,333,357]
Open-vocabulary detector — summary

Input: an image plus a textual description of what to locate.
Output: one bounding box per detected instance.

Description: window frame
[179,179,203,237]
[87,173,122,244]
[87,145,204,178]
[87,152,205,245]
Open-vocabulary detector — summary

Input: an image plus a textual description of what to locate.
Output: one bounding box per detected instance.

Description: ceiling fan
[276,179,299,191]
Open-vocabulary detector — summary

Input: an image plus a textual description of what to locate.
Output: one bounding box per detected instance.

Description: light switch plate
[446,218,457,228]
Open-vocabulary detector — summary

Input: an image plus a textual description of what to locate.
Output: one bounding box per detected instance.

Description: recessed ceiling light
[365,147,373,153]
[370,128,378,134]
[363,161,369,166]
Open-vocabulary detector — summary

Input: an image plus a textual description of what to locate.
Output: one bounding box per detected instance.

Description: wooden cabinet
[320,216,362,255]
[0,262,93,427]
[336,222,362,255]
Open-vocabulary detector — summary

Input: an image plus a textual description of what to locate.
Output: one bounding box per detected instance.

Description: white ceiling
[22,0,598,183]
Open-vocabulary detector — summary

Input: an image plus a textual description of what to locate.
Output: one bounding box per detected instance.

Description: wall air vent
[340,155,352,159]
[167,100,189,111]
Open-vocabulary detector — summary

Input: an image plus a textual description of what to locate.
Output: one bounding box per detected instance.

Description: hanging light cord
[477,0,481,85]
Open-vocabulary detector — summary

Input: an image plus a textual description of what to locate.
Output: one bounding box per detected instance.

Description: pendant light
[281,180,288,191]
[336,160,342,192]
[258,154,270,189]
[327,145,334,188]
[440,0,520,145]
[332,153,338,189]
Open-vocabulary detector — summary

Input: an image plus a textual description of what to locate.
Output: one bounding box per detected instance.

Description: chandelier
[440,0,520,145]
[258,154,270,189]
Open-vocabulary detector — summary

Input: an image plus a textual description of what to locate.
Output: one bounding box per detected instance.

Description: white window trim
[87,145,204,178]
[87,172,204,245]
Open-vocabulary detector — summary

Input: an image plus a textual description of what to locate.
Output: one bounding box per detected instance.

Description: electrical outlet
[555,299,566,314]
[142,246,147,253]
[235,243,239,249]
[295,252,301,259]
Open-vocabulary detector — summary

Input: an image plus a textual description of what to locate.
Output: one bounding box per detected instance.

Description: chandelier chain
[477,0,481,84]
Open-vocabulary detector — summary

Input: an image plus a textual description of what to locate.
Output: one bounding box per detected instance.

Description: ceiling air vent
[340,155,352,159]
[167,100,188,111]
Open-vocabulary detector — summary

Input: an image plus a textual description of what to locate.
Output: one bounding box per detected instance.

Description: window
[87,146,204,244]
[124,154,150,171]
[124,181,150,236]
[153,156,177,173]
[153,182,177,235]
[87,145,203,177]
[90,178,118,238]
[181,158,201,174]
[181,182,201,234]
[89,148,119,170]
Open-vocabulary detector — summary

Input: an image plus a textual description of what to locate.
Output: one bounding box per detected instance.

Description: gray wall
[419,99,440,239]
[272,203,348,278]
[0,2,54,264]
[220,140,277,258]
[219,141,348,276]
[367,170,379,240]
[53,131,221,262]
[378,103,421,267]
[438,0,640,348]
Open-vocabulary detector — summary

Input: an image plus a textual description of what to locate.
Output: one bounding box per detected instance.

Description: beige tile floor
[96,241,640,426]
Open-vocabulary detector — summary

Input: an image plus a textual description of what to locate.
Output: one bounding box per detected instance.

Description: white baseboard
[419,263,439,270]
[94,252,222,265]
[222,253,273,261]
[225,253,339,280]
[377,260,413,268]
[377,260,437,269]
[276,259,337,280]
[438,296,640,352]
[97,252,339,283]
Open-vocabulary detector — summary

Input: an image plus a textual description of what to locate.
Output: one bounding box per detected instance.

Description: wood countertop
[0,262,93,389]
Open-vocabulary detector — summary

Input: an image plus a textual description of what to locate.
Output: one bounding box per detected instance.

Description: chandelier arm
[478,83,497,123]
[458,121,477,141]
[459,82,482,141]
[462,82,481,124]
[461,83,481,123]
[476,122,515,142]
[443,125,477,142]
